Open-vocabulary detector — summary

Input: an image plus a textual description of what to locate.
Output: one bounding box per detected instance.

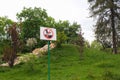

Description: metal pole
[48,41,50,80]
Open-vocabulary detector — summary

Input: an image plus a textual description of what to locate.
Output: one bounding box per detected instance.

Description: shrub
[91,40,103,50]
[70,32,84,60]
[2,24,20,68]
[0,40,11,55]
[26,38,37,47]
[22,38,37,52]
[3,46,16,67]
[56,31,67,48]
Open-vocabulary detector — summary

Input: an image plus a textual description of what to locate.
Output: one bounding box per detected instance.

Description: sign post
[40,27,56,80]
[48,41,50,80]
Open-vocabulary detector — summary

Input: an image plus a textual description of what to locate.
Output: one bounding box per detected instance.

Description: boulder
[32,43,56,56]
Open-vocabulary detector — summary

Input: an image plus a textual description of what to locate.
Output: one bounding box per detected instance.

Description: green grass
[0,44,120,80]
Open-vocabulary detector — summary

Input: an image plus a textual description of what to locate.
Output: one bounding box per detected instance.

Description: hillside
[0,44,120,80]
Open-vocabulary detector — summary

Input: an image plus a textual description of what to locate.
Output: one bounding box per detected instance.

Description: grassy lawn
[0,44,120,80]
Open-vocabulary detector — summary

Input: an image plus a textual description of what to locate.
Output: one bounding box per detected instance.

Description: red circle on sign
[43,28,54,39]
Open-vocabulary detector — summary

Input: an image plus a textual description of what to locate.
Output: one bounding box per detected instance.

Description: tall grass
[0,44,120,80]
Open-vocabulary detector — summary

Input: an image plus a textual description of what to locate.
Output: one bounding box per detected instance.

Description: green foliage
[17,7,48,40]
[0,16,13,40]
[26,38,37,52]
[56,20,81,44]
[16,7,61,51]
[71,33,84,46]
[8,24,20,53]
[91,40,103,50]
[0,40,11,54]
[56,31,67,47]
[3,45,16,68]
[2,24,20,68]
[17,7,81,50]
[103,48,112,53]
[70,33,84,59]
[88,0,120,53]
[84,40,90,48]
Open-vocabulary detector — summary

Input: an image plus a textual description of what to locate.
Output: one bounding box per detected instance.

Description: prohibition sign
[43,28,54,39]
[40,27,56,80]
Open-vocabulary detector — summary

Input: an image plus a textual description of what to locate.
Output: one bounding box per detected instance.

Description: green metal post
[48,41,50,80]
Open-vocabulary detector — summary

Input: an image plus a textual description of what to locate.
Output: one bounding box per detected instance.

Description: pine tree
[88,0,120,54]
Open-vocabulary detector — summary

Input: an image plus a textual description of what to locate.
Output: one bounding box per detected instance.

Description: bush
[35,40,46,48]
[20,38,47,53]
[56,31,67,48]
[3,45,16,68]
[26,38,37,52]
[91,40,103,50]
[70,33,84,60]
[26,38,37,47]
[0,40,11,55]
[103,48,112,53]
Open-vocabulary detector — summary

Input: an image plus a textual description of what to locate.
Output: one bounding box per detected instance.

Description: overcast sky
[0,0,95,43]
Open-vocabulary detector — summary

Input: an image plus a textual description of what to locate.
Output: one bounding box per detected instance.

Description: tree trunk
[8,60,14,68]
[110,8,117,54]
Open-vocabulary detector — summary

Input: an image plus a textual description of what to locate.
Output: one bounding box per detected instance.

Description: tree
[0,16,13,54]
[3,23,20,67]
[8,23,20,54]
[55,20,81,44]
[17,7,81,49]
[116,20,120,47]
[56,31,67,48]
[91,40,103,50]
[3,45,16,68]
[0,16,13,41]
[17,7,50,49]
[88,0,120,54]
[68,22,81,43]
[17,7,49,40]
[84,40,90,48]
[72,32,84,60]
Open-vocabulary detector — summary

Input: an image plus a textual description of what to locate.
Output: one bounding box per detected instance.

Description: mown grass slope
[0,44,120,80]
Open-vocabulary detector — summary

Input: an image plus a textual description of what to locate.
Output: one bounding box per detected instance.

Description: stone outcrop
[32,43,56,56]
[0,43,56,67]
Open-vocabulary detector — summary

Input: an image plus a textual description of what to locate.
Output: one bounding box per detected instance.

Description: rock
[0,63,8,66]
[42,44,48,51]
[32,47,46,57]
[32,43,56,56]
[14,57,21,65]
[32,48,41,55]
[50,43,56,49]
[0,43,56,67]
